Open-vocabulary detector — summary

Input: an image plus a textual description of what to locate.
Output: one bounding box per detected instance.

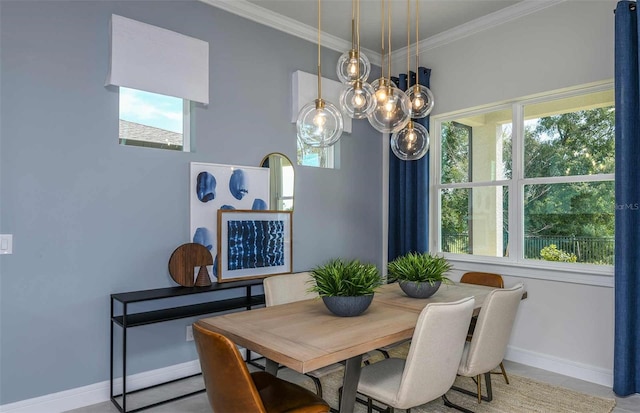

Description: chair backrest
[192,322,267,413]
[458,283,525,377]
[394,297,475,407]
[263,271,318,306]
[460,272,504,288]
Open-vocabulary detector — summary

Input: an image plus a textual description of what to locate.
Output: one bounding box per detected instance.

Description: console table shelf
[112,295,265,328]
[110,278,265,413]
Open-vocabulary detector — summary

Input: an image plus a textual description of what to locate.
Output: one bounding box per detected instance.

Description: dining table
[195,281,506,413]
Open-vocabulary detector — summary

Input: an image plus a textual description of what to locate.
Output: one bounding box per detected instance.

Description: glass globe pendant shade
[296,99,344,148]
[370,77,391,106]
[340,80,376,119]
[390,121,429,160]
[337,49,371,84]
[407,84,435,118]
[367,84,411,134]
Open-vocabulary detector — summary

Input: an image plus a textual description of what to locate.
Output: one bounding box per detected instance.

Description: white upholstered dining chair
[263,272,371,397]
[349,297,475,413]
[263,271,317,306]
[445,283,525,410]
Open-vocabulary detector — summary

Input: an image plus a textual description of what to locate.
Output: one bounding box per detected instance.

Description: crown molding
[199,0,382,65]
[391,0,567,69]
[200,0,566,72]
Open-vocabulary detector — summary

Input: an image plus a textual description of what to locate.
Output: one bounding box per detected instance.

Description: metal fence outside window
[441,233,614,265]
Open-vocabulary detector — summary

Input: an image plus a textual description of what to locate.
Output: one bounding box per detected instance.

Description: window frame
[430,82,615,286]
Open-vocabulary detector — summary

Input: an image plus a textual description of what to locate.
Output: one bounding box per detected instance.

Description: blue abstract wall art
[196,171,216,202]
[229,169,248,200]
[252,199,267,210]
[193,227,213,250]
[190,163,270,281]
[217,210,292,282]
[226,220,285,270]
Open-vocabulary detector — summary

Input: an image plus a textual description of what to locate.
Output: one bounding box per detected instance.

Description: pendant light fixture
[368,0,411,134]
[406,0,434,118]
[296,0,344,148]
[391,0,429,161]
[336,0,370,85]
[339,0,376,119]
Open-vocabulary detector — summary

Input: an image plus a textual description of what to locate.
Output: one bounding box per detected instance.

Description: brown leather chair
[460,271,510,384]
[193,322,330,413]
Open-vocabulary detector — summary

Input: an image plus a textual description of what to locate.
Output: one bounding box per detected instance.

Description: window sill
[443,254,614,288]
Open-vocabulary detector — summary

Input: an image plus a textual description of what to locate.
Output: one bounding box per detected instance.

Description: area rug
[300,345,616,413]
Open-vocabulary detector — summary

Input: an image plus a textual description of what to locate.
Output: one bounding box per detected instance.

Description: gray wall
[0,1,383,404]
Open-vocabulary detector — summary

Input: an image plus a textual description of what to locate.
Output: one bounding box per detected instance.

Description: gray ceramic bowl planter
[322,295,374,317]
[399,280,441,298]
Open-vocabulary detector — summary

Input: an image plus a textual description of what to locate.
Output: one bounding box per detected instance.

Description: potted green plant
[308,258,383,317]
[387,252,453,298]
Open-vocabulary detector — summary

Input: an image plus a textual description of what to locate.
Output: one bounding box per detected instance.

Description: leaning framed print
[217,210,292,282]
[190,162,270,280]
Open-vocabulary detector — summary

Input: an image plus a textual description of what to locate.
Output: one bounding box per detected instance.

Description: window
[297,139,339,169]
[119,87,190,151]
[433,86,614,267]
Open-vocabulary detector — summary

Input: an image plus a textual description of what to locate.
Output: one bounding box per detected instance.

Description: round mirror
[260,153,294,211]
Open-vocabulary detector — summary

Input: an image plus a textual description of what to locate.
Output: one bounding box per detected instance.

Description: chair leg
[489,361,510,384]
[484,372,493,402]
[308,375,323,397]
[451,372,493,403]
[499,362,509,384]
[441,394,475,413]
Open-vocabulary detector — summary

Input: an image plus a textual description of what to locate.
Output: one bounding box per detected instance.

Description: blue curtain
[614,0,640,397]
[388,67,431,261]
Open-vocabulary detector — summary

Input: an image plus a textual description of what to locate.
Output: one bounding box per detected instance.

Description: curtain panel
[388,67,431,261]
[614,0,640,397]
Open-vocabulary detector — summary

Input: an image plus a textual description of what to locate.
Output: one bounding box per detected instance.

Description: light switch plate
[0,234,13,254]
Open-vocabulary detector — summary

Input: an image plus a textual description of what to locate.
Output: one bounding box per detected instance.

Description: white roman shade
[106,14,209,104]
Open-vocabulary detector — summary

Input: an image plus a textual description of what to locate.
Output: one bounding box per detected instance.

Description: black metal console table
[110,278,265,413]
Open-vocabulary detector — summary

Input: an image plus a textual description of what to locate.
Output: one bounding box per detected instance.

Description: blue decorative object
[229,169,248,200]
[252,198,267,210]
[196,172,216,202]
[226,220,284,270]
[220,205,236,210]
[193,227,213,250]
[614,1,640,396]
[322,295,374,317]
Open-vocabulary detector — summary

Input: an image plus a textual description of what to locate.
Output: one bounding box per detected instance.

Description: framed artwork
[217,210,292,282]
[190,162,270,279]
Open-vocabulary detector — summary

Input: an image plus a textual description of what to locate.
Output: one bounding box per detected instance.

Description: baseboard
[0,360,202,413]
[505,345,613,387]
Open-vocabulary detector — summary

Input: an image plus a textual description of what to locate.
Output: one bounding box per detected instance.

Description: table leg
[265,359,279,376]
[339,355,363,413]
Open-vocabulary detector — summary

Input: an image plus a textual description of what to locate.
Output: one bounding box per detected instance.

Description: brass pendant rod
[415,0,420,86]
[356,0,361,78]
[387,0,392,82]
[380,0,386,80]
[317,0,322,101]
[351,0,356,49]
[407,0,410,78]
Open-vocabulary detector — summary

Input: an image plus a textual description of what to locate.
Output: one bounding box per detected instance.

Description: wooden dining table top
[195,282,497,374]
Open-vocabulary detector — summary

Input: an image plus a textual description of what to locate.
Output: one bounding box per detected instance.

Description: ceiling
[202,0,561,65]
